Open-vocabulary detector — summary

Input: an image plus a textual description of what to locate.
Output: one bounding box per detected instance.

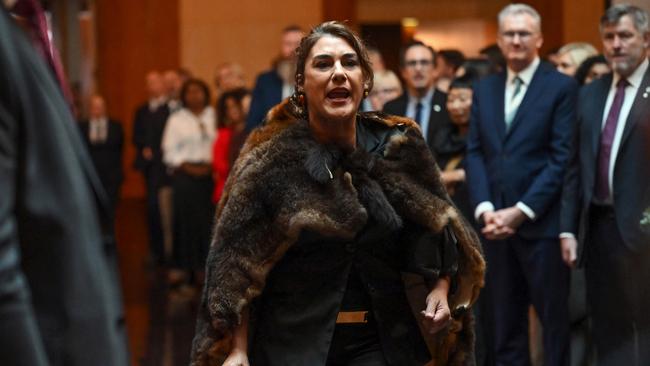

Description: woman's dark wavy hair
[180,78,211,109]
[294,21,374,104]
[216,88,250,128]
[574,55,608,85]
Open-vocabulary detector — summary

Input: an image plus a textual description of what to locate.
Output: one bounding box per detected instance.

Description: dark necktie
[414,101,423,125]
[595,78,629,201]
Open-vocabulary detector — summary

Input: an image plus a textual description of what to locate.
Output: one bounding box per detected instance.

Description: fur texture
[191,100,485,365]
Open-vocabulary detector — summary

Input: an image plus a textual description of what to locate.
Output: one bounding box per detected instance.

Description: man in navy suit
[466,4,578,365]
[560,5,650,365]
[383,40,451,155]
[246,25,303,130]
[79,95,124,216]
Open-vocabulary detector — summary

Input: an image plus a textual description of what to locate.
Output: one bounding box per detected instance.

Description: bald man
[78,95,124,216]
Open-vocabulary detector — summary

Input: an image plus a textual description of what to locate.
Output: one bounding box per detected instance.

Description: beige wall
[356,0,503,55]
[357,0,508,22]
[358,0,608,56]
[180,0,322,91]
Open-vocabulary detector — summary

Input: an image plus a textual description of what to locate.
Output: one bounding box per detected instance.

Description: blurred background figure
[437,74,473,218]
[455,58,493,80]
[0,5,128,365]
[360,46,388,111]
[133,71,172,266]
[79,95,124,219]
[212,88,251,204]
[367,46,386,72]
[574,54,611,85]
[214,62,246,97]
[479,43,506,74]
[544,46,563,67]
[164,69,185,112]
[246,25,304,130]
[435,49,466,92]
[368,70,402,111]
[162,79,216,290]
[556,42,598,76]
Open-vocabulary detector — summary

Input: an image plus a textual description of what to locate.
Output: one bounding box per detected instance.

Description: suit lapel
[589,74,612,158]
[619,65,650,148]
[493,73,507,142]
[505,64,547,140]
[427,90,446,142]
[396,94,409,116]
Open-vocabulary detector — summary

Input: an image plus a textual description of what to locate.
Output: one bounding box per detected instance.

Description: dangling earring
[299,93,305,106]
[363,89,369,98]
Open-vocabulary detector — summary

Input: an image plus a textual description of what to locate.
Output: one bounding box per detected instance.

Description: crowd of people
[2,0,650,365]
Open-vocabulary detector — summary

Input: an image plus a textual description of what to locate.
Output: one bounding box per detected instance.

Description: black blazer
[0,10,127,365]
[561,64,650,259]
[79,119,124,209]
[245,69,283,131]
[382,89,451,155]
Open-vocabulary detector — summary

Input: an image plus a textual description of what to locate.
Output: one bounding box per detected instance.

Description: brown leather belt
[336,311,369,324]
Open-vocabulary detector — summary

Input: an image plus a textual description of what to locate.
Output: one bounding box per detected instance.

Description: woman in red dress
[212,88,251,203]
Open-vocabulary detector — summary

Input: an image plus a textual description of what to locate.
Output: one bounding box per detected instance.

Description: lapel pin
[433,104,441,112]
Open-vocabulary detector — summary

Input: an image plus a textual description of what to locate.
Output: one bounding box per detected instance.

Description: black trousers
[585,205,650,366]
[484,235,570,366]
[326,322,388,366]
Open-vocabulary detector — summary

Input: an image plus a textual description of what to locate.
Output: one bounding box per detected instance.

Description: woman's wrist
[432,276,450,295]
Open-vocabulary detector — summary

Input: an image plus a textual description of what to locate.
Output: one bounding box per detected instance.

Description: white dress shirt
[560,58,649,239]
[149,96,167,112]
[281,82,294,100]
[89,117,108,144]
[406,87,435,141]
[474,57,540,222]
[162,107,216,168]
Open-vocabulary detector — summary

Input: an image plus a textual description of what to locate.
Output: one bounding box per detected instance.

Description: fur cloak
[191,100,486,365]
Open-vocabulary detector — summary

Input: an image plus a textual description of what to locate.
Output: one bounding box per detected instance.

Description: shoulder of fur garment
[190,99,486,366]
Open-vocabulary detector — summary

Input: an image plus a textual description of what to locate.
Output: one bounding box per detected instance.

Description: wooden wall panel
[96,0,179,198]
[179,0,321,94]
[323,0,357,24]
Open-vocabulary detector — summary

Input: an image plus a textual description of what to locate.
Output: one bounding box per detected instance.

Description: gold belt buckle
[336,311,369,324]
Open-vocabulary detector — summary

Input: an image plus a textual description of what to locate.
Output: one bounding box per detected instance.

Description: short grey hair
[600,4,649,34]
[498,3,542,33]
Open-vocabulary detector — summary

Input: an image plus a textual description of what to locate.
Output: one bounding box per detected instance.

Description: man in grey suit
[560,5,650,365]
[0,6,127,366]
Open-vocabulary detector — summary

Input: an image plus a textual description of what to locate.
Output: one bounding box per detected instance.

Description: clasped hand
[481,207,526,240]
[421,278,452,334]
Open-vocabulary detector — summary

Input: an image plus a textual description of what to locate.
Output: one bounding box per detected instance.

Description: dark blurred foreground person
[0,6,127,366]
[191,21,485,366]
[560,4,650,365]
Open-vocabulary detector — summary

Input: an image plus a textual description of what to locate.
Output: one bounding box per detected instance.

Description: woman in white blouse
[162,78,216,284]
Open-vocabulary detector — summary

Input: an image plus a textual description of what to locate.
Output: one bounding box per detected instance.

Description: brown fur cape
[191,100,486,365]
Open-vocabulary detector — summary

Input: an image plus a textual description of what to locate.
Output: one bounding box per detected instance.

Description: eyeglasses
[404,59,433,68]
[500,31,534,40]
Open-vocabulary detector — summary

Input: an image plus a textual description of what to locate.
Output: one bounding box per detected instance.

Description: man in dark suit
[383,40,451,155]
[0,7,127,365]
[466,4,578,365]
[560,5,650,365]
[246,25,303,130]
[133,71,171,265]
[79,95,124,215]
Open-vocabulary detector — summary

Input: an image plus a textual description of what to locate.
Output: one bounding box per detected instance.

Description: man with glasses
[466,3,578,365]
[383,40,451,155]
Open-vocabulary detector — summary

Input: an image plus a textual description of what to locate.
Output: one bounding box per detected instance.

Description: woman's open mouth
[326,88,351,103]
